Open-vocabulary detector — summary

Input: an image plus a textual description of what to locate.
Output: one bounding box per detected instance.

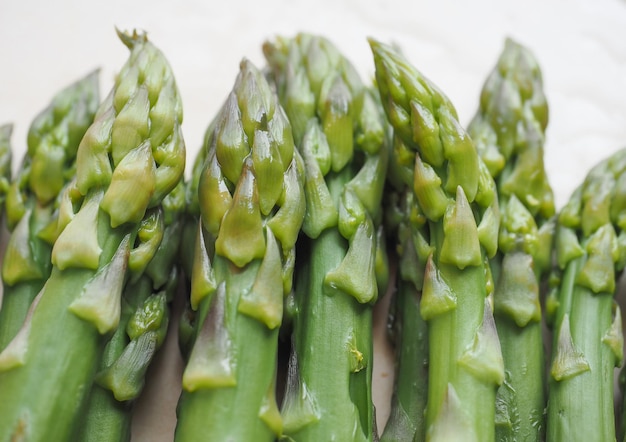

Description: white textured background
[1,0,626,440]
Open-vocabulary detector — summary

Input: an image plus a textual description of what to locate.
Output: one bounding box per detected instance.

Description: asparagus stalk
[263,33,389,441]
[380,174,430,442]
[0,124,12,216]
[545,148,626,441]
[467,38,554,441]
[174,58,305,441]
[0,71,99,351]
[75,180,186,442]
[0,29,185,441]
[370,39,504,441]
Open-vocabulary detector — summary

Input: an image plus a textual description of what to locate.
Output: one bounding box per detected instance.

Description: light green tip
[69,234,131,334]
[214,158,266,268]
[182,283,236,391]
[440,186,482,269]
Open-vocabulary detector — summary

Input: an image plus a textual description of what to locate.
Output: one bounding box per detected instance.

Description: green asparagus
[174,58,305,441]
[0,29,185,441]
[75,180,186,442]
[467,38,554,441]
[380,173,430,442]
[545,148,626,441]
[371,39,504,441]
[263,33,389,441]
[0,71,99,351]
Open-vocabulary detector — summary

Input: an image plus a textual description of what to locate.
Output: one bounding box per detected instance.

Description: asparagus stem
[175,58,305,441]
[467,38,554,441]
[380,154,431,442]
[380,279,429,442]
[546,149,626,441]
[0,72,99,351]
[76,180,185,442]
[263,33,389,441]
[0,30,185,440]
[370,39,504,441]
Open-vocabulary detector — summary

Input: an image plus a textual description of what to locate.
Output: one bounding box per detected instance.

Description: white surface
[2,0,626,440]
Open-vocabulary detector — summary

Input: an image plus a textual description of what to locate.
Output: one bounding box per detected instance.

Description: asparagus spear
[0,71,99,351]
[0,124,12,216]
[0,29,185,441]
[75,180,186,442]
[174,58,305,441]
[370,39,504,441]
[263,33,389,441]
[545,148,626,441]
[467,38,554,441]
[380,174,430,442]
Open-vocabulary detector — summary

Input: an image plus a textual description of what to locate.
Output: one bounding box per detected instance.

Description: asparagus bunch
[371,40,504,441]
[546,148,626,441]
[0,124,12,216]
[0,29,185,441]
[0,71,99,351]
[175,58,305,441]
[467,38,554,441]
[263,33,389,441]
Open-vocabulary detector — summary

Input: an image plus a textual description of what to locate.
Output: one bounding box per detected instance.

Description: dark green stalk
[546,148,626,441]
[380,184,430,442]
[370,39,504,441]
[0,30,185,441]
[175,59,305,441]
[0,72,99,351]
[467,38,554,441]
[263,33,389,441]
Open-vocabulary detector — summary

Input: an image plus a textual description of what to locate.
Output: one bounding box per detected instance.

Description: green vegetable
[0,29,185,441]
[467,38,554,441]
[75,180,186,442]
[177,118,213,361]
[545,148,626,442]
[371,39,503,442]
[174,58,305,441]
[380,151,430,442]
[263,33,389,441]
[0,71,99,352]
